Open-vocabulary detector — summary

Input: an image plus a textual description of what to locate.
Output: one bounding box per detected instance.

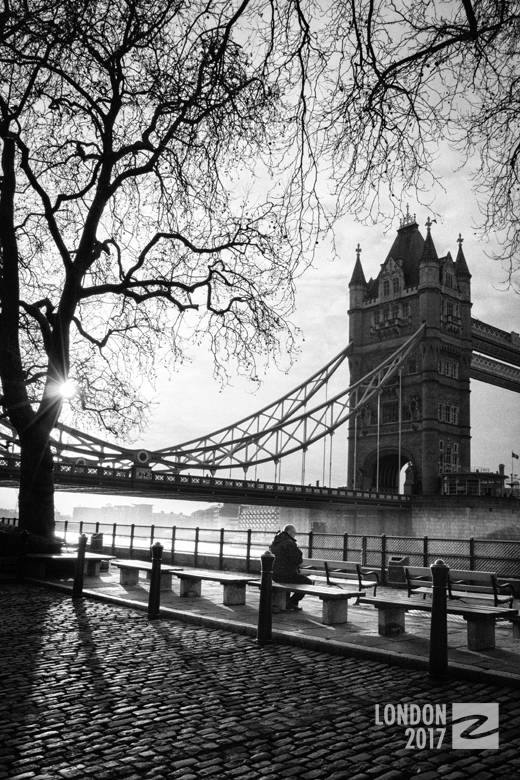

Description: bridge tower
[347,211,473,494]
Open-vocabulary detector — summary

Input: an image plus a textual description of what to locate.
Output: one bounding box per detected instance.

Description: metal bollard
[256,550,275,647]
[429,559,449,681]
[72,534,88,599]
[148,542,164,620]
[17,530,29,582]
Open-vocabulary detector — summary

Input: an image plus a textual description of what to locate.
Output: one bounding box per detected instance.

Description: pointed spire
[349,243,366,286]
[455,233,471,278]
[420,217,439,264]
[399,204,417,229]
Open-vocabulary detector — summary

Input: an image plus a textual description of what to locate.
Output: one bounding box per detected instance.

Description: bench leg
[222,583,246,606]
[272,589,288,611]
[377,606,406,636]
[179,578,202,597]
[159,572,173,591]
[119,567,139,586]
[466,618,495,651]
[512,620,520,641]
[321,599,349,625]
[84,560,101,577]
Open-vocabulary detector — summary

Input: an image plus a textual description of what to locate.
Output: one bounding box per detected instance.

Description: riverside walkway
[28,562,520,688]
[1,568,520,780]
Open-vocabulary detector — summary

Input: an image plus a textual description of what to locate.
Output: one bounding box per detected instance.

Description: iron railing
[3,517,519,580]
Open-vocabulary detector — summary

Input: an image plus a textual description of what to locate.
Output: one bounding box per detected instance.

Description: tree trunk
[18,426,57,547]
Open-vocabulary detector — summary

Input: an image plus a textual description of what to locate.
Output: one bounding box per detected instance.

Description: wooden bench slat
[299,558,379,596]
[404,566,515,608]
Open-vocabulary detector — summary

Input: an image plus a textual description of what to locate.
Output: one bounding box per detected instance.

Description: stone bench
[27,552,115,578]
[169,569,257,606]
[360,595,518,651]
[113,560,182,591]
[248,580,364,625]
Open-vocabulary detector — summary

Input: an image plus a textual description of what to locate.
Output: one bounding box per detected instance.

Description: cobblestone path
[1,584,520,780]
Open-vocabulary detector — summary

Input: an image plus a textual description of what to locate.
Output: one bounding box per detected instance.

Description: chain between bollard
[72,534,88,599]
[256,550,275,647]
[148,542,164,619]
[429,558,449,682]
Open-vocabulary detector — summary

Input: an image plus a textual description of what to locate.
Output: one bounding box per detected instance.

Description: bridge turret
[348,244,366,348]
[455,234,471,302]
[347,211,473,497]
[419,218,441,325]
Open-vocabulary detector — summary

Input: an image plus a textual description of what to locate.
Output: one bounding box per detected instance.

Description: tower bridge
[1,215,518,503]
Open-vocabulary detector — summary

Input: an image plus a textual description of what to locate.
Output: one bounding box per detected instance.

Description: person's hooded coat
[269,530,303,582]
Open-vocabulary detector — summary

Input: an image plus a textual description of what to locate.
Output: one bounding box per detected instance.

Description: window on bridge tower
[382,279,390,297]
[438,357,459,378]
[439,440,459,473]
[438,403,459,424]
[382,400,399,424]
[393,277,400,294]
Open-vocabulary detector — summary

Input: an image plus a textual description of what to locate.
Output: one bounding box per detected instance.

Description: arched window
[393,277,400,294]
[382,279,390,297]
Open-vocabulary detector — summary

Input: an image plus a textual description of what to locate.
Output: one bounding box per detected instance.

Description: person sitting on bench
[269,524,313,611]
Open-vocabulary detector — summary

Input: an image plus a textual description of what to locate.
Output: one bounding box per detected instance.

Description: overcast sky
[1,146,519,518]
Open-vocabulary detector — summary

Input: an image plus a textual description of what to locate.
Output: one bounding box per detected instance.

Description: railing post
[79,521,84,535]
[148,542,164,620]
[150,524,155,549]
[469,537,475,571]
[219,528,225,570]
[64,520,69,544]
[171,526,176,565]
[194,527,199,567]
[423,536,429,567]
[343,532,349,561]
[72,534,88,599]
[95,521,100,533]
[256,550,275,647]
[112,523,117,555]
[17,530,29,582]
[308,530,313,558]
[429,559,449,681]
[129,524,135,557]
[246,529,252,573]
[362,535,367,566]
[380,534,387,586]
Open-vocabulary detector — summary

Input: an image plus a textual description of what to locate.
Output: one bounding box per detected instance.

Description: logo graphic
[451,703,499,749]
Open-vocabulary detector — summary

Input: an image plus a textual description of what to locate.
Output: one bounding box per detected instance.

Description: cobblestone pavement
[2,583,520,780]
[38,564,520,687]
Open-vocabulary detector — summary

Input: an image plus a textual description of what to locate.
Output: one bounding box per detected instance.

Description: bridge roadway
[0,456,410,508]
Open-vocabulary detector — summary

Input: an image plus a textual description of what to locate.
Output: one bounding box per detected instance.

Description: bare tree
[0,0,326,544]
[319,0,520,281]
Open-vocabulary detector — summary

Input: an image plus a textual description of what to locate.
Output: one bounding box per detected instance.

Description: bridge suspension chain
[0,325,425,473]
[165,324,426,473]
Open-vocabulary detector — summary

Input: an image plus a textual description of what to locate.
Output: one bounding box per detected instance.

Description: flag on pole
[513,452,519,459]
